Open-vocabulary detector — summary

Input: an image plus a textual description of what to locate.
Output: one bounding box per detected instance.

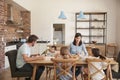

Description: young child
[89,48,107,80]
[47,45,57,56]
[55,46,71,59]
[55,46,77,80]
[49,46,57,53]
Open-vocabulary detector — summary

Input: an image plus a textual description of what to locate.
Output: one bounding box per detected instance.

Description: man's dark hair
[51,46,57,50]
[27,35,38,43]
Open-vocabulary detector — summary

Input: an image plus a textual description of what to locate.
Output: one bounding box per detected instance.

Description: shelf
[90,28,106,29]
[76,28,106,29]
[77,20,106,22]
[76,12,107,15]
[90,35,105,37]
[75,12,107,44]
[76,28,89,29]
[37,41,50,43]
[82,35,105,37]
[4,24,22,26]
[84,43,106,44]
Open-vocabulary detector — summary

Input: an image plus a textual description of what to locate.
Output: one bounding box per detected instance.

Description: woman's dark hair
[73,33,82,46]
[92,48,106,60]
[27,35,38,43]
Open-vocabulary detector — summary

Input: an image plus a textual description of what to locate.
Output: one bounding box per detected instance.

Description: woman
[70,33,88,79]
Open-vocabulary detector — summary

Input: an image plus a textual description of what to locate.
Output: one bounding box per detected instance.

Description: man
[16,35,45,80]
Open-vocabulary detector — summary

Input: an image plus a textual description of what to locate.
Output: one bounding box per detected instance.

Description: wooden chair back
[5,50,32,80]
[86,46,92,56]
[51,58,78,80]
[86,58,112,80]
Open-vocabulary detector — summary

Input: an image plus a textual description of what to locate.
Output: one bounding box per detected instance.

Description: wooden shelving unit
[75,12,107,55]
[75,12,107,44]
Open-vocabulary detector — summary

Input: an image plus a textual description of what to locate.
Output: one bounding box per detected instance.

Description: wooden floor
[0,68,82,80]
[1,68,118,80]
[0,68,51,80]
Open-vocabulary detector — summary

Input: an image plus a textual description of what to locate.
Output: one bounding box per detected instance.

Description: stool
[106,43,117,59]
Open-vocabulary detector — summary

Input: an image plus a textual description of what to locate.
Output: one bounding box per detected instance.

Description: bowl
[92,41,97,44]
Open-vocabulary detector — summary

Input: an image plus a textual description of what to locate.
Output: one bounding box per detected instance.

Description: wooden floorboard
[1,68,118,80]
[0,68,60,80]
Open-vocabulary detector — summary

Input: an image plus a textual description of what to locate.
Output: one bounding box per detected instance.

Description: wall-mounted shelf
[76,28,106,29]
[75,12,107,55]
[77,20,106,22]
[75,12,107,44]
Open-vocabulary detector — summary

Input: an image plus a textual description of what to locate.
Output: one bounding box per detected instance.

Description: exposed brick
[0,0,30,73]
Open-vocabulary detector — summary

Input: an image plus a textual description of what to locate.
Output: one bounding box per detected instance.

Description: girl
[55,46,78,80]
[89,48,107,80]
[55,46,72,59]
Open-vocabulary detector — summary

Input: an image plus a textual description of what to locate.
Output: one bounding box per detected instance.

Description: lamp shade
[58,11,67,19]
[77,11,85,19]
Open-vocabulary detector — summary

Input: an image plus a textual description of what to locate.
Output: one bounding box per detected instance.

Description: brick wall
[0,0,5,73]
[0,0,5,24]
[0,33,5,73]
[0,0,30,73]
[21,11,31,38]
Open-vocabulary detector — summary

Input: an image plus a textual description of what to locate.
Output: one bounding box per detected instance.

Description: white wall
[14,0,117,45]
[116,0,120,51]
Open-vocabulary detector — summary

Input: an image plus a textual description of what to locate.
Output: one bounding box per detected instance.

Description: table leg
[88,63,91,80]
[32,64,37,80]
[106,64,113,80]
[46,66,48,80]
[106,65,109,80]
[109,65,113,80]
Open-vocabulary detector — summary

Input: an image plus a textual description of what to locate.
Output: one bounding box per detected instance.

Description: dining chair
[46,65,54,80]
[86,58,112,80]
[106,43,117,59]
[51,58,78,80]
[5,50,32,80]
[116,51,120,72]
[112,51,120,80]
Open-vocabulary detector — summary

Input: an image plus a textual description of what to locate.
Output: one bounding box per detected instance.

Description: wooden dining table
[28,57,118,80]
